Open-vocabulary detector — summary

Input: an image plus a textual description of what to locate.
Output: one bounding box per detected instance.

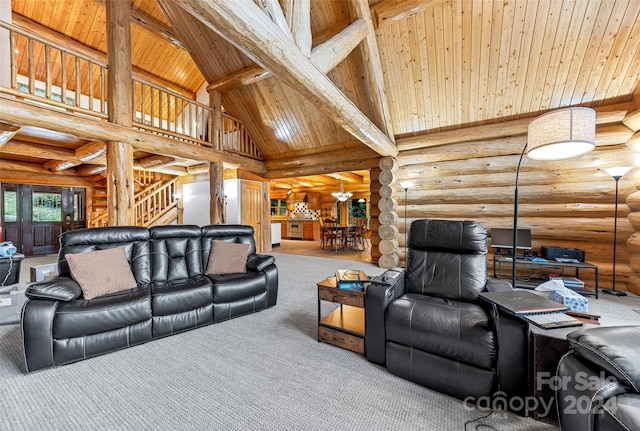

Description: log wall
[393,103,638,293]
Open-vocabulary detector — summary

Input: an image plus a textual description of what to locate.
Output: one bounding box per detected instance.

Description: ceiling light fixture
[332,183,352,202]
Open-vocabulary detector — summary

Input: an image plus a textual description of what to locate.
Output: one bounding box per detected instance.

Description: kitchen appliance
[288,221,304,239]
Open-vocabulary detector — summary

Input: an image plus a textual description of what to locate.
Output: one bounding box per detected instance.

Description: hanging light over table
[332,183,352,202]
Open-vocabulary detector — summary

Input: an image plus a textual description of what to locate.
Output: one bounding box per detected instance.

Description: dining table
[322,225,355,251]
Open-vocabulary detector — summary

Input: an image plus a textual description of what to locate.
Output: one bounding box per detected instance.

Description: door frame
[1,183,87,255]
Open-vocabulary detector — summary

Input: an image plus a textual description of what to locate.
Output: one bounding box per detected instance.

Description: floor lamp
[513,107,596,289]
[400,181,411,268]
[602,166,632,296]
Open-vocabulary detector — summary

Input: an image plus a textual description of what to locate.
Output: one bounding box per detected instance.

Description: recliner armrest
[365,268,405,365]
[567,326,640,392]
[246,254,275,272]
[25,276,83,301]
[485,278,513,292]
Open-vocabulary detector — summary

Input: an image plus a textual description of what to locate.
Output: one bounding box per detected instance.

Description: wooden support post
[210,161,225,224]
[210,89,223,151]
[106,0,134,226]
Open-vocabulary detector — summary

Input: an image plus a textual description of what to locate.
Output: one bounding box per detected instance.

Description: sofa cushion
[52,286,151,339]
[209,271,267,303]
[385,293,496,370]
[66,246,138,300]
[206,240,249,275]
[568,326,640,391]
[150,275,213,316]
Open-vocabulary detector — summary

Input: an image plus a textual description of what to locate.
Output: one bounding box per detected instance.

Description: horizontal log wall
[394,105,637,293]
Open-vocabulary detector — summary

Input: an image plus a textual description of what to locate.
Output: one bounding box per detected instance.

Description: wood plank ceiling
[4,0,640,191]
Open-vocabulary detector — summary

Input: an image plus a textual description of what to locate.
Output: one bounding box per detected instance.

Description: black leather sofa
[365,219,529,410]
[22,224,278,372]
[556,326,640,431]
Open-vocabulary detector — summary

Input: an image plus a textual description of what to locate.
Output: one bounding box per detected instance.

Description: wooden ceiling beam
[371,0,444,29]
[349,0,395,142]
[0,96,267,174]
[325,171,364,184]
[129,5,187,51]
[75,141,106,162]
[137,154,178,169]
[207,18,357,93]
[1,140,76,160]
[310,19,368,73]
[174,0,397,157]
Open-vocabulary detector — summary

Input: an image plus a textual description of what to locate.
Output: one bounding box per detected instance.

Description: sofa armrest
[486,278,513,292]
[365,267,405,365]
[247,254,275,272]
[25,276,83,301]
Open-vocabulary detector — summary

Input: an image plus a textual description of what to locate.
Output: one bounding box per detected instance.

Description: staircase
[90,172,180,228]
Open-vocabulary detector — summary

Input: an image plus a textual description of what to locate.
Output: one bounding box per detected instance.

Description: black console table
[493,256,599,299]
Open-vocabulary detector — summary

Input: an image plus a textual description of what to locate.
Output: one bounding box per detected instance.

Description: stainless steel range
[287,221,304,239]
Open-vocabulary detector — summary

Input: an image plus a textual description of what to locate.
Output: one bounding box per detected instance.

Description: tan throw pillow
[66,246,138,300]
[206,240,249,275]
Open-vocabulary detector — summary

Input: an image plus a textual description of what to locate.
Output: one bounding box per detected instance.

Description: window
[3,190,17,222]
[270,199,287,216]
[73,191,85,221]
[32,192,62,222]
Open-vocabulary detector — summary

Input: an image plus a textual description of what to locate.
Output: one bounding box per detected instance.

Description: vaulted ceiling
[5,0,640,190]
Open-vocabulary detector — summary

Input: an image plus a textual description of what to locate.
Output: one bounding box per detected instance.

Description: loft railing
[0,20,262,160]
[0,20,108,118]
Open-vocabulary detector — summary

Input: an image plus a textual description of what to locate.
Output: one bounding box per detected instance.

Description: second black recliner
[365,219,528,409]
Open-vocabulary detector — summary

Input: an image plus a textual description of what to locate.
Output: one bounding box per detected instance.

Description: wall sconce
[172,193,182,200]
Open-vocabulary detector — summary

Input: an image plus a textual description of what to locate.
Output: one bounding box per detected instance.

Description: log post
[209,161,225,224]
[106,0,134,226]
[376,156,400,268]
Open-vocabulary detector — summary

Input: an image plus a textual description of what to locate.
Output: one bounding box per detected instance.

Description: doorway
[1,184,86,255]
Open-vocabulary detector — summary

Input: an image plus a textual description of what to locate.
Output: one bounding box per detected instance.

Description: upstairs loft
[0,18,265,181]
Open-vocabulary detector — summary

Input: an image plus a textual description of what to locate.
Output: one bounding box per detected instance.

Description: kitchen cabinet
[281,221,287,238]
[306,192,321,209]
[303,221,314,240]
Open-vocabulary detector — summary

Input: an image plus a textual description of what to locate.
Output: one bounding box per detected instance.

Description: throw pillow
[206,240,249,275]
[66,246,138,300]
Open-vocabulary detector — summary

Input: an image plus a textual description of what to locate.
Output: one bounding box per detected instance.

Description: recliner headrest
[408,219,487,255]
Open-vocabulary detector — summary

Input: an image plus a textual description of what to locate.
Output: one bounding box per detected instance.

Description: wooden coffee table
[317,276,365,354]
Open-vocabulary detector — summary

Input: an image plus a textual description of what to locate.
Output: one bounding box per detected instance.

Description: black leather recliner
[556,326,640,431]
[366,219,528,407]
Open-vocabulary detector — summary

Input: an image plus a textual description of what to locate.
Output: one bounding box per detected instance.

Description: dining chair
[321,218,337,249]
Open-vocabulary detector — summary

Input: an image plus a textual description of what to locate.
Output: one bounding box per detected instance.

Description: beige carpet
[0,252,559,431]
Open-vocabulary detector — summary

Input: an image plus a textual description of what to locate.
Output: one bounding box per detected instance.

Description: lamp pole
[603,166,632,296]
[512,144,527,289]
[400,182,411,268]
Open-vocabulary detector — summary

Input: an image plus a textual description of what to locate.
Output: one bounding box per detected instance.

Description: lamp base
[600,288,627,297]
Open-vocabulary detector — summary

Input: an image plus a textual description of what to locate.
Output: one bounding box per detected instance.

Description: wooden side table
[317,276,365,354]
